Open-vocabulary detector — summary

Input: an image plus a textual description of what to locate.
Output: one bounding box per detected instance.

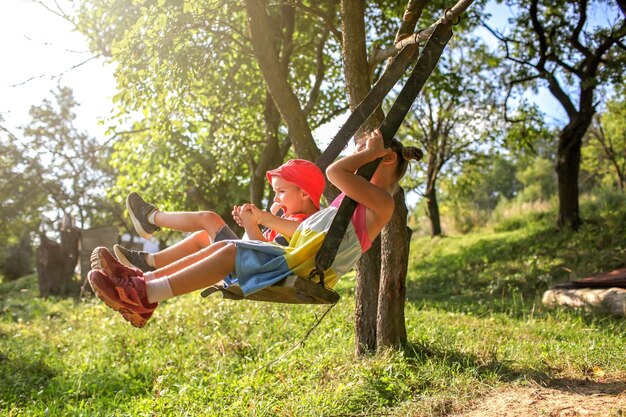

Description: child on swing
[89,130,422,327]
[113,159,325,273]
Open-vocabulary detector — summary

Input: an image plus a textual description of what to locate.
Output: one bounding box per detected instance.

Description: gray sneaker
[126,192,160,239]
[113,244,156,272]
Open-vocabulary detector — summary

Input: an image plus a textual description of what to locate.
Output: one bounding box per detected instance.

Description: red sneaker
[91,246,143,279]
[88,269,157,328]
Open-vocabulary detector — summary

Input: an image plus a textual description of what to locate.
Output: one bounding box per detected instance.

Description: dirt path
[450,379,626,417]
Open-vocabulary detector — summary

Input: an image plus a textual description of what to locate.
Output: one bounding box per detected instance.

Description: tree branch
[303,27,330,115]
[245,0,320,161]
[569,0,595,61]
[370,0,475,64]
[287,0,342,42]
[529,0,549,70]
[10,56,98,87]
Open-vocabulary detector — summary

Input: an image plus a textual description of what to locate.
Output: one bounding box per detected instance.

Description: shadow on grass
[0,356,57,404]
[406,217,626,317]
[546,377,626,396]
[0,352,154,407]
[403,340,548,385]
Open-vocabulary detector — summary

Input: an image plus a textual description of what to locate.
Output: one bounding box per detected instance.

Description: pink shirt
[330,193,372,252]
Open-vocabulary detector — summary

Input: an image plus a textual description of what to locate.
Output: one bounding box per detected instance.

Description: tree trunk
[249,172,266,209]
[36,224,80,297]
[371,0,426,352]
[354,236,381,355]
[425,185,442,236]
[340,0,385,355]
[377,188,409,349]
[556,114,592,229]
[344,0,426,354]
[250,91,283,207]
[245,0,320,162]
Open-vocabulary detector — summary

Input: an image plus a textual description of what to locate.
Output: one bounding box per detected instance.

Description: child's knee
[196,211,225,231]
[189,230,211,249]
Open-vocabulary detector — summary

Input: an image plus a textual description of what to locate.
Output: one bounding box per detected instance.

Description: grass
[1,196,625,416]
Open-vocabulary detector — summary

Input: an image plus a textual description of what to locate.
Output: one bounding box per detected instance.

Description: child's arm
[233,205,267,241]
[258,210,300,238]
[239,203,300,239]
[326,130,395,232]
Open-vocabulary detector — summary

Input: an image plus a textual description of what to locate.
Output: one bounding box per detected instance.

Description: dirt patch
[450,379,626,417]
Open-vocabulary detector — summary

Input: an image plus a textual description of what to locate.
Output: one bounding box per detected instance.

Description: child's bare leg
[152,231,211,268]
[152,240,229,278]
[154,210,226,237]
[166,242,237,296]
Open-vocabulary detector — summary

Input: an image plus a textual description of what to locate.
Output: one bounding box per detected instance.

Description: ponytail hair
[389,138,423,180]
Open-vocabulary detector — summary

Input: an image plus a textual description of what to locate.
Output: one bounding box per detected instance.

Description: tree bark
[373,0,427,351]
[36,222,80,297]
[377,188,409,349]
[340,0,384,355]
[354,237,381,355]
[245,0,320,162]
[556,113,592,229]
[425,185,442,236]
[251,91,283,207]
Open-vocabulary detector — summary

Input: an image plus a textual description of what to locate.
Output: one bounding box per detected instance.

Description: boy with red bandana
[115,159,325,273]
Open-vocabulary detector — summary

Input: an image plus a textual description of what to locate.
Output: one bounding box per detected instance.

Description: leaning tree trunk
[377,188,410,348]
[556,114,592,229]
[250,91,283,208]
[244,0,320,163]
[36,223,80,297]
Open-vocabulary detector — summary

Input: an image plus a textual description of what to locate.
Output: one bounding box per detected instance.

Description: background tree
[73,0,344,218]
[0,122,45,281]
[443,153,520,231]
[484,0,626,229]
[20,86,117,230]
[582,95,626,191]
[1,87,119,292]
[403,36,501,236]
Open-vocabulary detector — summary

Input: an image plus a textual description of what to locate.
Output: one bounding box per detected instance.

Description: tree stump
[36,218,80,297]
[79,226,118,282]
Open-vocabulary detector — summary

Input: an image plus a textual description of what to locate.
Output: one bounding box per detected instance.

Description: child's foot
[88,269,157,328]
[126,192,161,239]
[91,246,144,278]
[113,244,156,272]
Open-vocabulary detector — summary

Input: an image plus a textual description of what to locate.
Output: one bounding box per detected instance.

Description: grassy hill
[1,196,625,416]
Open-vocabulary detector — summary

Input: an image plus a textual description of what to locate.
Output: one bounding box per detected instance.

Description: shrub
[1,233,34,282]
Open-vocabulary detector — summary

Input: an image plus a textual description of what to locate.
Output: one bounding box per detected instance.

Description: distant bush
[515,157,557,202]
[582,187,626,218]
[490,198,555,232]
[0,233,34,282]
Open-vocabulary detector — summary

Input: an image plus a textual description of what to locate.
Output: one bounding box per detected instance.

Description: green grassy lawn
[1,198,625,416]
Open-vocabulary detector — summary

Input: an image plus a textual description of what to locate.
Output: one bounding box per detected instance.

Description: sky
[0,0,574,147]
[0,0,116,137]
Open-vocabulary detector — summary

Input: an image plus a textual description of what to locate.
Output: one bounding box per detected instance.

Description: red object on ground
[570,268,626,289]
